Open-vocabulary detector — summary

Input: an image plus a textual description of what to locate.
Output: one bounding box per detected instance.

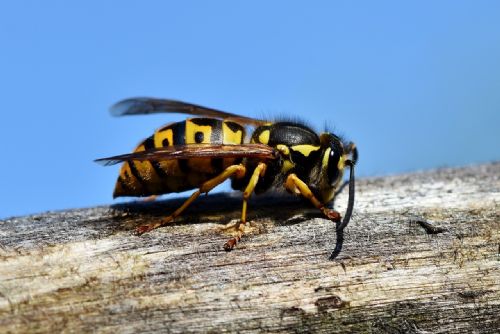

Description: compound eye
[327,144,342,185]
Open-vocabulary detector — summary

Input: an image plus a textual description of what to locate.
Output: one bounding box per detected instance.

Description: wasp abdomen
[113,118,246,197]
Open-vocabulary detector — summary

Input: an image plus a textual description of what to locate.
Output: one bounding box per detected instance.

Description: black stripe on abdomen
[169,121,190,173]
[143,136,169,178]
[171,121,186,145]
[190,118,223,143]
[127,161,149,194]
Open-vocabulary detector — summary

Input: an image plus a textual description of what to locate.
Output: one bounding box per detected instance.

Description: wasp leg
[224,162,267,251]
[284,173,341,222]
[136,164,247,235]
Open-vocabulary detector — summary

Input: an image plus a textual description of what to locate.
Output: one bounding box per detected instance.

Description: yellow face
[318,137,347,203]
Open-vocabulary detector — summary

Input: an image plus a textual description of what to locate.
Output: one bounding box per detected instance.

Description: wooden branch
[0,163,499,333]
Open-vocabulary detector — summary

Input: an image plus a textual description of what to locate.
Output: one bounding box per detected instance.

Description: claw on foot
[136,225,153,235]
[224,238,237,251]
[324,209,341,222]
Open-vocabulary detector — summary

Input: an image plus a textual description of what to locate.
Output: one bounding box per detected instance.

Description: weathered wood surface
[0,163,499,333]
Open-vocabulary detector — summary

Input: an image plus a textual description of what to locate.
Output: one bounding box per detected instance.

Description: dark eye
[327,142,342,184]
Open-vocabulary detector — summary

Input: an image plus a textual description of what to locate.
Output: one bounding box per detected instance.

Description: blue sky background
[1,1,499,218]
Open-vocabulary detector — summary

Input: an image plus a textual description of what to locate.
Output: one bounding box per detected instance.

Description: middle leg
[224,162,267,251]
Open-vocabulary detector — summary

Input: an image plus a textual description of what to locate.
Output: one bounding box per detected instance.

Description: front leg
[284,174,341,222]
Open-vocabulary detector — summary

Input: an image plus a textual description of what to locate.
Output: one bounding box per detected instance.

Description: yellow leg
[224,162,267,250]
[136,164,246,235]
[284,173,341,222]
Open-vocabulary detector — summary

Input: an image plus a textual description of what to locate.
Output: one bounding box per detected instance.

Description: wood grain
[0,163,499,333]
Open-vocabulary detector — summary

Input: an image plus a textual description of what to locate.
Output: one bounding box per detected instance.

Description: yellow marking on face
[291,145,321,157]
[258,130,270,144]
[186,120,212,144]
[223,122,243,144]
[322,148,331,170]
[154,128,174,147]
[338,155,346,171]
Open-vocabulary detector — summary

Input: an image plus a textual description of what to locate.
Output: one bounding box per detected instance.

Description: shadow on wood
[0,163,499,333]
[109,192,325,228]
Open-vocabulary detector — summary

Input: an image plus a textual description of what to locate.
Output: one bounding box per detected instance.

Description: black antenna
[329,160,355,260]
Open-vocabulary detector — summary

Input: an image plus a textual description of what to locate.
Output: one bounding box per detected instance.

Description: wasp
[96,98,357,259]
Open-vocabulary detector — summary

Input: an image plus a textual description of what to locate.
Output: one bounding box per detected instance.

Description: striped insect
[96,98,357,259]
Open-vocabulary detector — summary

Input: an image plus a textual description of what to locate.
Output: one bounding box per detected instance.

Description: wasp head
[315,133,358,204]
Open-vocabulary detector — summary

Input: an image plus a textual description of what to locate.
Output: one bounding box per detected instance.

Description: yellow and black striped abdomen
[113,118,246,197]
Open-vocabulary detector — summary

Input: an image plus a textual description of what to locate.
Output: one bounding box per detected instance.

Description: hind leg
[136,164,246,234]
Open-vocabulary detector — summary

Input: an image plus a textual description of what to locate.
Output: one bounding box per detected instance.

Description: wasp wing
[95,143,277,166]
[110,98,267,127]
